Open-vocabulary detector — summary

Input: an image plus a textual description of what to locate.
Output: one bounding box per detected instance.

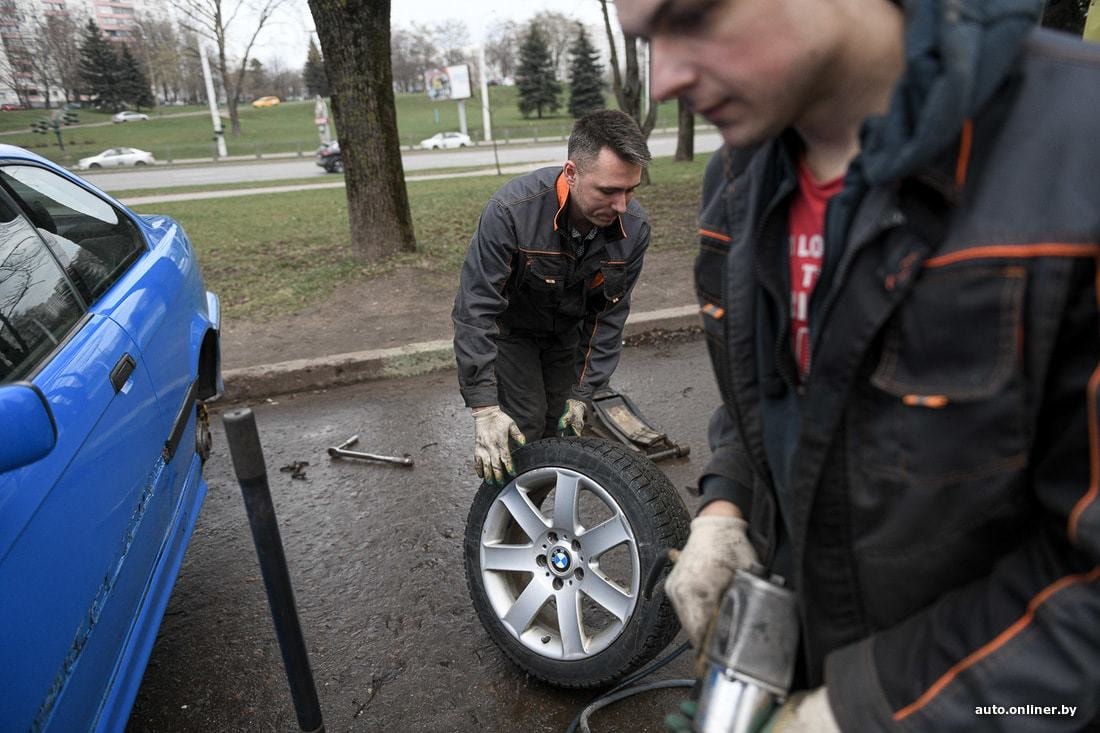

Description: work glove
[760,688,840,733]
[665,688,838,733]
[557,398,586,436]
[472,405,525,485]
[664,515,759,648]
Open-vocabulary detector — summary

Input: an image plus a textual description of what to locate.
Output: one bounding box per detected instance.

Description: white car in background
[419,131,471,150]
[76,147,156,169]
[111,110,149,123]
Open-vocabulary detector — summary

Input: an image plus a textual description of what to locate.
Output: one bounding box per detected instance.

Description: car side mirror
[0,383,57,472]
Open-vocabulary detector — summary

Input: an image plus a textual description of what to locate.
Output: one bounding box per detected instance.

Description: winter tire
[464,437,689,688]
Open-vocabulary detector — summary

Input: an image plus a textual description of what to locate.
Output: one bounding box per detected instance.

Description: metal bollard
[222,408,325,733]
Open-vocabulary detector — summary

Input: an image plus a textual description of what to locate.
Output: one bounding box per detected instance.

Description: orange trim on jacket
[699,228,732,242]
[893,565,1100,722]
[924,243,1100,268]
[553,172,569,231]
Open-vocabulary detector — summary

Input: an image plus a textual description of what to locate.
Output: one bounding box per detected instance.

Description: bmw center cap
[549,546,572,574]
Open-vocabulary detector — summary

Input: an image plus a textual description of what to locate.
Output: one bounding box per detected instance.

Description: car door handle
[110,353,136,393]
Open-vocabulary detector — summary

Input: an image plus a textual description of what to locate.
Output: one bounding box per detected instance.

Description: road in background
[128,336,717,732]
[82,130,724,191]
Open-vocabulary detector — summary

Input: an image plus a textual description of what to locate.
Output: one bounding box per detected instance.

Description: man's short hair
[568,109,652,169]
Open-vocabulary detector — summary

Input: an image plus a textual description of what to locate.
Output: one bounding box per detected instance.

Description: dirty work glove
[472,406,525,485]
[760,688,840,733]
[664,515,758,648]
[557,398,586,436]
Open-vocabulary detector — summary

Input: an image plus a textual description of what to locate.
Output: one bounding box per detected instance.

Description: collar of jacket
[552,170,628,240]
[860,0,1042,186]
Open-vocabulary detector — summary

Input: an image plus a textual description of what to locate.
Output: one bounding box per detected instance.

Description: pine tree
[78,21,123,111]
[304,38,329,97]
[567,26,604,118]
[515,24,560,119]
[119,45,153,109]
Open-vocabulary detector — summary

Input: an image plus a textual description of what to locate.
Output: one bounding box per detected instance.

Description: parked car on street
[1,103,27,112]
[76,147,156,170]
[315,140,342,173]
[251,96,281,108]
[0,143,221,731]
[419,131,471,150]
[111,110,149,123]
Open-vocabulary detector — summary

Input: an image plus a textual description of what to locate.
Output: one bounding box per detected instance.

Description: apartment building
[0,0,156,106]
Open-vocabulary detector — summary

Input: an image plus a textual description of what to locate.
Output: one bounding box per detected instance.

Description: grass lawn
[131,155,710,321]
[2,88,683,166]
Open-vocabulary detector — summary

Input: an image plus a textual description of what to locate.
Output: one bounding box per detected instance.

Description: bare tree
[29,10,86,106]
[531,10,577,80]
[429,19,471,66]
[390,25,440,93]
[172,0,288,135]
[131,14,189,105]
[600,0,658,181]
[308,0,416,263]
[484,18,520,83]
[0,0,34,107]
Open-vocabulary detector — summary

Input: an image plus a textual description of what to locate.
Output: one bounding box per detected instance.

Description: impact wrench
[691,563,800,733]
[327,435,414,467]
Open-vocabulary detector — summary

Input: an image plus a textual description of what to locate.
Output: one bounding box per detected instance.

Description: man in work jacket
[616,0,1100,730]
[452,110,652,484]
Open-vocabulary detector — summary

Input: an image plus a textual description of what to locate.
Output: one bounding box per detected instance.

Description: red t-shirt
[788,159,844,378]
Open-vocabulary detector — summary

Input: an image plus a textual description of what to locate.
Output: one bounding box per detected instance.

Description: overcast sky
[241,0,617,69]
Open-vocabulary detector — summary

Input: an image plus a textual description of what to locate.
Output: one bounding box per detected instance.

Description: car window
[0,165,144,304]
[0,193,84,383]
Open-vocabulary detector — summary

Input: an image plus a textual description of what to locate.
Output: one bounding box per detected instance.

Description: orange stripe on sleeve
[893,565,1100,722]
[925,243,1100,269]
[698,228,731,242]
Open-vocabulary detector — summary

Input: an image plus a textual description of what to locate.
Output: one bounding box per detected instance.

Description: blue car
[0,144,221,731]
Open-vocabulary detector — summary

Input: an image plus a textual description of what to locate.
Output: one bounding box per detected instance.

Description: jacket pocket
[870,265,1025,401]
[847,265,1029,554]
[521,254,567,301]
[595,262,627,304]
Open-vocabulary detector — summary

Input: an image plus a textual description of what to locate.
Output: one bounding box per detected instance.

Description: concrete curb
[221,304,700,402]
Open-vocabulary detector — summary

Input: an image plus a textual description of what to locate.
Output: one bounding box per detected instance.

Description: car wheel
[89,163,101,168]
[134,160,147,167]
[465,437,689,688]
[332,158,344,173]
[459,142,467,147]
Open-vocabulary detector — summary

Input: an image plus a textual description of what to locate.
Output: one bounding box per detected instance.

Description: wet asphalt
[127,334,719,733]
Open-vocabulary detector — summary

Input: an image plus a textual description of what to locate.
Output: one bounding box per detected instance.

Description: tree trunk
[308,0,416,263]
[675,99,694,161]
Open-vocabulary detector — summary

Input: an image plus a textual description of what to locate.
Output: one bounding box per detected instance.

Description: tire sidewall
[464,437,688,688]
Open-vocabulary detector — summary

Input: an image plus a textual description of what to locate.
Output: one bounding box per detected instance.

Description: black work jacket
[697,28,1100,731]
[452,166,650,408]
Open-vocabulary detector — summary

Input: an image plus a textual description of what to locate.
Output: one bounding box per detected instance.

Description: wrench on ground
[327,435,414,467]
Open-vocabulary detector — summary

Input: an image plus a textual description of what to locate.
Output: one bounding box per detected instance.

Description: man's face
[565,148,643,229]
[616,0,831,147]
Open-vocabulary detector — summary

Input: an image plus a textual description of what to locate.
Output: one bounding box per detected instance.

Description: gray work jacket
[452,166,650,408]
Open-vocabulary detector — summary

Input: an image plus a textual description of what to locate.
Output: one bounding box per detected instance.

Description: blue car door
[0,170,172,730]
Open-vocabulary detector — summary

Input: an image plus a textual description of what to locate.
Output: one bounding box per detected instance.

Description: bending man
[452,110,652,484]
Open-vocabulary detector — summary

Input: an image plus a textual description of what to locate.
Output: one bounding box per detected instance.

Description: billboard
[424,64,472,101]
